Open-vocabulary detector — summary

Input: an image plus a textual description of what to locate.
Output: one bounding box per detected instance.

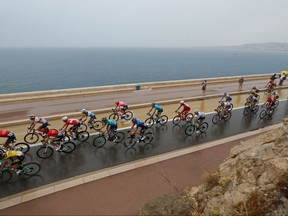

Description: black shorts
[5,135,16,145]
[137,124,147,133]
[107,124,117,132]
[70,123,81,132]
[39,122,49,129]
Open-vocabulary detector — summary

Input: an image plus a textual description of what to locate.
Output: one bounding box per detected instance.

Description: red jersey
[267,97,275,104]
[65,119,80,126]
[181,103,191,111]
[46,129,59,138]
[0,130,10,137]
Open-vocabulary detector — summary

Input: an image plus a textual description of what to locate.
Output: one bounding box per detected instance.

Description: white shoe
[196,130,200,134]
[16,170,23,175]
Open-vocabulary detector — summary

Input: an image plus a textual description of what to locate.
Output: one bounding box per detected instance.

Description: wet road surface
[1,100,287,198]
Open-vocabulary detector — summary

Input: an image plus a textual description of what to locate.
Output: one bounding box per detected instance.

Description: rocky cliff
[139,119,288,215]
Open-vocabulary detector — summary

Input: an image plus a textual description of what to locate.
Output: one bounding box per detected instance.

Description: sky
[0,0,288,48]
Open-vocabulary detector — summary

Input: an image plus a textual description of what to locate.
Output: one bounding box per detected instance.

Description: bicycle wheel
[275,100,279,108]
[123,111,133,120]
[61,142,76,153]
[92,120,104,130]
[228,103,233,111]
[79,123,88,132]
[63,135,71,142]
[259,110,266,119]
[212,114,220,124]
[159,115,168,125]
[14,143,30,154]
[0,170,12,183]
[124,137,137,148]
[24,133,39,144]
[224,112,232,121]
[109,113,119,121]
[200,122,209,132]
[145,118,154,128]
[113,132,125,143]
[268,108,275,116]
[172,116,181,125]
[243,107,250,116]
[22,162,41,176]
[143,132,153,143]
[93,135,107,147]
[185,113,194,122]
[77,131,90,142]
[185,124,195,136]
[37,146,54,159]
[252,105,259,114]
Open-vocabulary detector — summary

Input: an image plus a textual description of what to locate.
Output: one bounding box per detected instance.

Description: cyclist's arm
[175,105,181,112]
[147,107,153,114]
[28,122,36,130]
[60,123,68,131]
[129,123,136,132]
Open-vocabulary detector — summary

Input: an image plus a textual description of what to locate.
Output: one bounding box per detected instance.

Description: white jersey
[34,117,47,124]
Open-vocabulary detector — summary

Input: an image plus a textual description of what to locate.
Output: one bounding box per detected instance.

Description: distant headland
[221,42,288,51]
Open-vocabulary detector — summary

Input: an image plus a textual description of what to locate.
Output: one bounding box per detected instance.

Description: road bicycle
[212,109,232,124]
[124,130,153,148]
[144,113,168,128]
[185,120,209,136]
[93,130,125,147]
[217,101,233,112]
[79,119,104,131]
[109,108,133,121]
[243,100,259,116]
[65,124,90,142]
[0,160,41,183]
[172,112,193,125]
[259,106,275,119]
[0,142,30,154]
[36,138,76,159]
[24,128,71,144]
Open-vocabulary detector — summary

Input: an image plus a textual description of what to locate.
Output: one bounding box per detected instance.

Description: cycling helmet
[151,102,156,107]
[115,100,119,105]
[102,117,108,122]
[132,118,137,123]
[194,110,199,115]
[224,92,227,96]
[29,114,35,119]
[80,109,86,113]
[62,116,68,122]
[180,100,185,104]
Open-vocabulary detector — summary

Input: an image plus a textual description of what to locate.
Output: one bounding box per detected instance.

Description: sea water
[0,47,287,94]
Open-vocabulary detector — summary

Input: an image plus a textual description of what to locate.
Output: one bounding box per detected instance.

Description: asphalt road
[1,100,287,199]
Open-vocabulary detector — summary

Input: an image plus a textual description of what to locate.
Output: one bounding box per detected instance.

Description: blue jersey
[135,119,143,126]
[154,104,163,111]
[88,111,95,118]
[106,119,117,126]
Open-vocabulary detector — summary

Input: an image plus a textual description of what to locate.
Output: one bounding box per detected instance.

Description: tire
[124,137,137,148]
[22,162,41,176]
[228,103,234,111]
[159,115,168,125]
[185,124,195,136]
[252,105,259,114]
[14,143,30,154]
[224,112,232,121]
[123,111,133,120]
[92,120,104,130]
[61,142,76,153]
[243,107,250,116]
[143,132,153,143]
[0,170,12,183]
[268,108,275,116]
[113,132,125,143]
[172,116,181,125]
[212,114,220,124]
[185,113,194,122]
[93,135,106,147]
[79,123,88,132]
[200,122,209,132]
[275,100,279,108]
[259,110,266,119]
[64,135,71,142]
[76,131,90,142]
[109,113,119,121]
[24,133,39,144]
[145,118,154,128]
[37,146,54,159]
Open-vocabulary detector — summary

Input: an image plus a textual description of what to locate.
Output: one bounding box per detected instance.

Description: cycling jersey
[65,119,80,126]
[196,112,205,118]
[34,117,47,124]
[46,129,59,138]
[87,111,95,118]
[154,104,163,112]
[2,150,23,160]
[134,119,144,126]
[181,103,190,111]
[0,130,10,137]
[106,119,117,126]
[223,102,231,109]
[117,101,127,107]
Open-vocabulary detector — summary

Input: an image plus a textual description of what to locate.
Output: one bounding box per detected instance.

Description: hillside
[228,42,288,51]
[139,118,288,215]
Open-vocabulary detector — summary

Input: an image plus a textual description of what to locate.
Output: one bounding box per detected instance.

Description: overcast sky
[1,0,288,48]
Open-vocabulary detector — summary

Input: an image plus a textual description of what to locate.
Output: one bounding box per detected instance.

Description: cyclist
[0,130,16,149]
[41,129,64,151]
[115,100,128,116]
[101,117,118,141]
[194,110,205,133]
[220,92,232,103]
[79,109,96,129]
[247,86,260,106]
[263,93,277,110]
[0,150,24,175]
[130,118,148,140]
[266,79,276,92]
[148,102,163,120]
[28,115,49,135]
[219,101,231,119]
[175,101,191,118]
[60,116,81,139]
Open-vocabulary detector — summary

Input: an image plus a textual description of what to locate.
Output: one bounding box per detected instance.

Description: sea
[0,47,287,94]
